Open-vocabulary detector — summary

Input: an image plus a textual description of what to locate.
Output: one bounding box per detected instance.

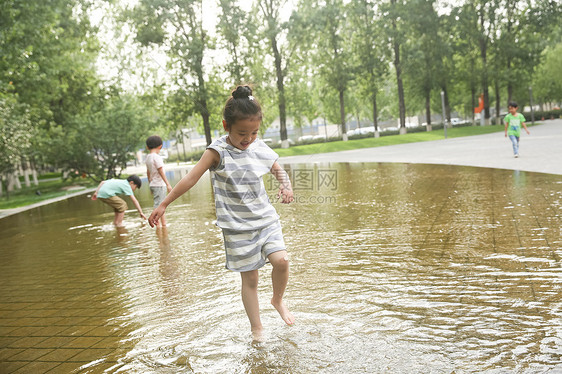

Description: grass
[0,178,96,210]
[275,124,509,157]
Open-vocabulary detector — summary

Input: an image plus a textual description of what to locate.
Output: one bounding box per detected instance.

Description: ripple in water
[1,163,561,373]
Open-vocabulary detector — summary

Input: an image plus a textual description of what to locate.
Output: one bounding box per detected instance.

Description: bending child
[92,175,146,227]
[148,85,295,339]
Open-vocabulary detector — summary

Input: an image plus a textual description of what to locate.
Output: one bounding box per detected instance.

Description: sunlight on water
[1,163,562,373]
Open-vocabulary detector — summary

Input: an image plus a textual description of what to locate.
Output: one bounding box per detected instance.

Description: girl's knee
[270,252,289,271]
[241,271,259,288]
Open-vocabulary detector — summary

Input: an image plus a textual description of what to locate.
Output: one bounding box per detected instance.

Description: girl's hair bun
[232,85,253,99]
[223,85,262,127]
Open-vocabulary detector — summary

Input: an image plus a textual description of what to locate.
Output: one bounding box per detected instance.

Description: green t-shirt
[505,113,525,136]
[97,179,133,199]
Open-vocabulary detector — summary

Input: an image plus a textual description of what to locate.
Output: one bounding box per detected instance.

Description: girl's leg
[268,251,295,326]
[240,270,262,337]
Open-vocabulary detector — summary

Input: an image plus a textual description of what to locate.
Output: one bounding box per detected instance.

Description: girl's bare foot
[271,299,295,326]
[251,327,264,342]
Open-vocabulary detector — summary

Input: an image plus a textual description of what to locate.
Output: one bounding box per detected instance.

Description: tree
[1,0,102,175]
[449,3,483,122]
[402,0,445,128]
[301,0,353,139]
[0,96,33,195]
[216,0,256,85]
[258,0,296,148]
[380,0,407,132]
[129,0,215,145]
[533,42,562,105]
[49,95,151,181]
[349,0,389,135]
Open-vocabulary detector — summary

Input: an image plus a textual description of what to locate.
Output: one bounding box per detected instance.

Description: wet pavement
[1,162,562,373]
[281,119,562,176]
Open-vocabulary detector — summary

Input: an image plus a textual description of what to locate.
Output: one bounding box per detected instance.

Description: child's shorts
[150,186,167,208]
[222,221,286,272]
[99,196,128,213]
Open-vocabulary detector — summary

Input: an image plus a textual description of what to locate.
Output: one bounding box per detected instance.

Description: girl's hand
[91,192,97,200]
[148,205,166,227]
[277,187,294,204]
[140,212,147,220]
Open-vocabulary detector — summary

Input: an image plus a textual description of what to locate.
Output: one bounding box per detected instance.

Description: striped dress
[207,136,286,272]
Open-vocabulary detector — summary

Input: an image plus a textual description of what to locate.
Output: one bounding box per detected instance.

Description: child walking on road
[504,101,530,158]
[148,85,295,339]
[145,135,173,227]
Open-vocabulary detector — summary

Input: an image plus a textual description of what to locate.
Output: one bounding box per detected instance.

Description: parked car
[450,118,466,125]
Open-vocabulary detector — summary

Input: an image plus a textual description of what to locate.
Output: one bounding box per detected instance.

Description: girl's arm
[157,167,173,192]
[148,149,219,227]
[271,161,293,204]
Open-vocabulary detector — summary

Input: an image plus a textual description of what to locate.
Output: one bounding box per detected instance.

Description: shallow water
[1,163,562,373]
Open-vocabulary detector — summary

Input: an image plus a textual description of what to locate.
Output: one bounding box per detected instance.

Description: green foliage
[216,0,257,85]
[48,95,152,181]
[522,109,562,121]
[0,96,33,175]
[2,0,561,175]
[127,0,217,145]
[533,43,562,104]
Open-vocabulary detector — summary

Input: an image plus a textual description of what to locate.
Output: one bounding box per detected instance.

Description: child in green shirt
[504,101,530,158]
[92,175,146,226]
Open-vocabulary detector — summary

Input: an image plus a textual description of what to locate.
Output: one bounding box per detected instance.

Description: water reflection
[1,163,561,373]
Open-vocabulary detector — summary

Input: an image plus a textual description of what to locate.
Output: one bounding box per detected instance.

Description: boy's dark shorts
[99,196,128,213]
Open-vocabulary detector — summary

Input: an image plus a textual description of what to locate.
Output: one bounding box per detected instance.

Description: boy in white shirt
[145,135,173,227]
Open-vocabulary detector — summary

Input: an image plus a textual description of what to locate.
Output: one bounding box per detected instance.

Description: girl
[148,85,295,339]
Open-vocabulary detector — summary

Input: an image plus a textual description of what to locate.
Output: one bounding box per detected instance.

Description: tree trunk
[271,36,288,146]
[479,12,490,120]
[372,93,379,133]
[393,39,406,130]
[14,171,21,190]
[195,61,212,146]
[391,0,406,131]
[444,86,451,123]
[202,105,212,146]
[471,86,476,125]
[339,89,347,140]
[506,1,513,105]
[506,57,513,105]
[495,79,501,125]
[22,161,31,187]
[7,173,15,192]
[425,91,431,126]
